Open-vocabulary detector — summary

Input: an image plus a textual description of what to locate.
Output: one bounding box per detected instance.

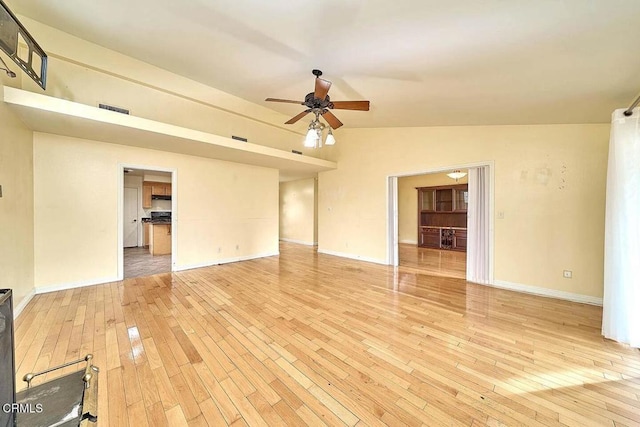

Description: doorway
[118,165,176,280]
[387,162,494,284]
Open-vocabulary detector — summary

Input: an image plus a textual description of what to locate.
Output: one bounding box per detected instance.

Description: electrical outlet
[497,211,505,219]
[563,270,572,279]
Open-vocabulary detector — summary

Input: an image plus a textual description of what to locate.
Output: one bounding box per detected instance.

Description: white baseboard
[317,248,388,265]
[279,238,317,246]
[13,288,36,319]
[492,279,603,306]
[399,239,418,245]
[174,251,280,272]
[35,275,120,295]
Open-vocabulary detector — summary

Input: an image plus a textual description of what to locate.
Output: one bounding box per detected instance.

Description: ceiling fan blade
[314,78,331,100]
[322,110,343,129]
[285,110,311,124]
[330,100,370,111]
[265,98,305,105]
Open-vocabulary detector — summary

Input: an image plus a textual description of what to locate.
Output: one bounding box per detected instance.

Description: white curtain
[466,166,490,284]
[602,108,640,348]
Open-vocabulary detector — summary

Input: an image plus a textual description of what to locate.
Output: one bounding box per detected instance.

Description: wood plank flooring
[399,243,466,279]
[14,242,640,426]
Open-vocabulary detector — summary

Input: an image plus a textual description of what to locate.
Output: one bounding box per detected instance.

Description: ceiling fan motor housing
[305,92,331,109]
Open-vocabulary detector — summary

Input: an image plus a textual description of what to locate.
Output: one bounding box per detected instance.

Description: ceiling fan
[265,69,370,130]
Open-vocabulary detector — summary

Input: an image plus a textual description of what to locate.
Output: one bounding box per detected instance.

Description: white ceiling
[10,0,640,127]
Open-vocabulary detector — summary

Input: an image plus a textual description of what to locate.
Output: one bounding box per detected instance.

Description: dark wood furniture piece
[417,184,468,251]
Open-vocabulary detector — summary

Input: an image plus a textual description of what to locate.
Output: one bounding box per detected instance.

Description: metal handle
[23,354,94,388]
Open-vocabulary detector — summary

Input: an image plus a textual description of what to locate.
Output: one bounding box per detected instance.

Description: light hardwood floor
[398,243,466,279]
[14,243,640,426]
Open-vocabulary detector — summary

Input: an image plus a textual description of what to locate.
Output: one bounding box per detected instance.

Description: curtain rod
[624,94,640,116]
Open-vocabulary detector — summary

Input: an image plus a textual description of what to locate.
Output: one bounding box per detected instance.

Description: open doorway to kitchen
[387,162,494,284]
[119,166,176,279]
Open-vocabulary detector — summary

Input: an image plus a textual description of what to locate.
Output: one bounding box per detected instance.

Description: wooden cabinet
[418,184,468,213]
[143,223,150,247]
[435,189,453,212]
[453,187,468,212]
[419,227,467,251]
[420,227,441,248]
[417,184,468,251]
[149,224,171,255]
[143,181,172,208]
[419,189,435,211]
[143,184,152,208]
[453,229,467,251]
[150,183,171,196]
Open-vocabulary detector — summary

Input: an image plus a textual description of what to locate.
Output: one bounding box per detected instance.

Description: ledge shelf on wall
[3,87,337,181]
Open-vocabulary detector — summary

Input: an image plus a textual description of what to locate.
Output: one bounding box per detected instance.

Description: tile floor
[123,246,171,278]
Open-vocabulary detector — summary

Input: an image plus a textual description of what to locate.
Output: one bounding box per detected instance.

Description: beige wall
[33,133,278,290]
[0,80,35,309]
[398,172,468,243]
[319,124,609,298]
[279,178,317,245]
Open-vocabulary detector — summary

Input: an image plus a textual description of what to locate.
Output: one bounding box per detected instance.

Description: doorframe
[386,160,495,284]
[117,163,178,280]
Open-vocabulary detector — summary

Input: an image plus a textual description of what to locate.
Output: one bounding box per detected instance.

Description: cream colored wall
[398,172,468,243]
[279,178,316,245]
[319,124,609,298]
[33,133,278,290]
[0,80,35,309]
[15,16,331,159]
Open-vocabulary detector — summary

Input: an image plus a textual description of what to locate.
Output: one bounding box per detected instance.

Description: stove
[150,211,172,223]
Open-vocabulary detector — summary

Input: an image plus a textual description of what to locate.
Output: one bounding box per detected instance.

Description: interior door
[124,187,138,248]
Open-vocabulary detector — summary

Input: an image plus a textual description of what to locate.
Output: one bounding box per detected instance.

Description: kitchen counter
[149,223,171,256]
[142,218,172,224]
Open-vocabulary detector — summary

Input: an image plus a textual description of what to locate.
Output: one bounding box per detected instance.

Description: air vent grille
[99,104,130,115]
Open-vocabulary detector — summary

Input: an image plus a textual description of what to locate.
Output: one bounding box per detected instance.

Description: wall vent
[232,135,248,142]
[291,150,302,155]
[98,103,130,115]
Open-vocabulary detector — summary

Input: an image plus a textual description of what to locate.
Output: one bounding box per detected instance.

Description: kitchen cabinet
[149,182,171,196]
[143,223,150,247]
[143,184,152,208]
[143,181,172,208]
[149,224,171,255]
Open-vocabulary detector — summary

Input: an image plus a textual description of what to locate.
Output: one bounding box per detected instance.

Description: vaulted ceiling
[11,0,640,128]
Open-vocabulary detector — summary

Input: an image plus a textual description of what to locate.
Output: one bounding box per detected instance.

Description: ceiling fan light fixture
[304,127,319,148]
[325,128,336,146]
[265,69,370,148]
